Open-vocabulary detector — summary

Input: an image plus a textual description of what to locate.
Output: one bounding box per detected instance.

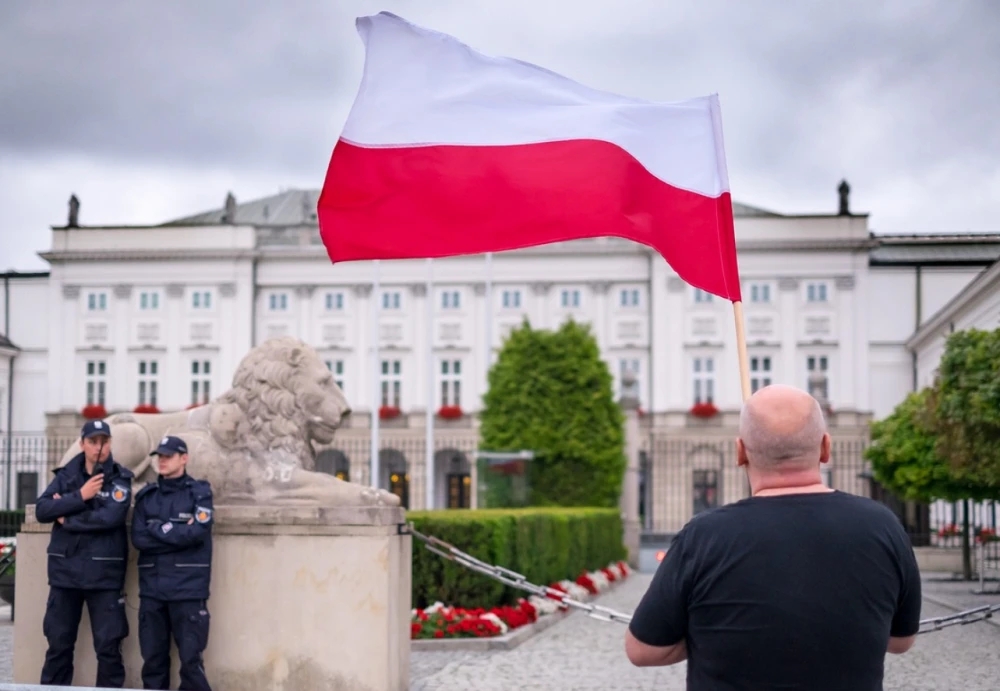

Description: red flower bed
[411,599,538,639]
[133,404,160,414]
[436,405,463,420]
[690,402,719,418]
[81,404,107,420]
[379,405,401,420]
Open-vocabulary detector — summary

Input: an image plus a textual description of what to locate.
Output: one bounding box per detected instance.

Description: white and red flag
[318,12,741,302]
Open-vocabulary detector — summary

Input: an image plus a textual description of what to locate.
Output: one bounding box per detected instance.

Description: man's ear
[819,433,831,465]
[736,438,748,467]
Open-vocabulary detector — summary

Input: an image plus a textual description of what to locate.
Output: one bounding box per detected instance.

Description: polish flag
[318,12,741,302]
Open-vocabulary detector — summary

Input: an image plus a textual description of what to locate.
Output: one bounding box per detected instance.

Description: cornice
[39,249,256,263]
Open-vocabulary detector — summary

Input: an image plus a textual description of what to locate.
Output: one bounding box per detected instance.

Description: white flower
[589,571,610,591]
[481,612,509,635]
[528,595,562,615]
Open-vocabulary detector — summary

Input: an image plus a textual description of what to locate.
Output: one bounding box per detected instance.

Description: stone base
[14,504,411,691]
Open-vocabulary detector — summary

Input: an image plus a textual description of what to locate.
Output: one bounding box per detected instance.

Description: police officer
[130,435,214,691]
[35,418,133,688]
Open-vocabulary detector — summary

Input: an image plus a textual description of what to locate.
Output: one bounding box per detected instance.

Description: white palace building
[2,183,999,532]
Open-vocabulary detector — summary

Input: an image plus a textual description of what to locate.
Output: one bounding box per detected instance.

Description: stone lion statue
[58,337,400,507]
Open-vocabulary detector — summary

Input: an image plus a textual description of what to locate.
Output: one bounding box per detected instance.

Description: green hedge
[409,507,626,609]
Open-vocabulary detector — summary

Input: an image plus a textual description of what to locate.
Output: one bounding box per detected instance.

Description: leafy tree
[866,388,984,502]
[933,328,1000,494]
[480,319,625,507]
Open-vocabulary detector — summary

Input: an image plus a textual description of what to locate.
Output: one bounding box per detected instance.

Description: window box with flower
[133,404,160,414]
[436,405,463,420]
[81,404,107,420]
[379,405,402,420]
[689,402,719,418]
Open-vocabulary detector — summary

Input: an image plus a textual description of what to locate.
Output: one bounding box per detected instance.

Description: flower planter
[410,560,632,650]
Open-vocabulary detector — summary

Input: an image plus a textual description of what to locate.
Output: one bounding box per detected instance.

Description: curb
[922,593,1000,631]
[411,578,628,652]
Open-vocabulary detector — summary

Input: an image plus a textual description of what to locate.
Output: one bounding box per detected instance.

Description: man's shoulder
[683,491,902,530]
[188,478,213,498]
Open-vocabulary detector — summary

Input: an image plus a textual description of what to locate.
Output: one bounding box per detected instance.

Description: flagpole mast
[371,259,381,489]
[732,301,751,402]
[485,253,493,370]
[425,258,435,510]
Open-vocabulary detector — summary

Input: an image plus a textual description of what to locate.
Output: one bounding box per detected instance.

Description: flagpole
[425,258,435,510]
[732,301,751,401]
[371,259,381,489]
[484,252,493,369]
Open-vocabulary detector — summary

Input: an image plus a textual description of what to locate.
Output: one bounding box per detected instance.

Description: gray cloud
[1,0,998,270]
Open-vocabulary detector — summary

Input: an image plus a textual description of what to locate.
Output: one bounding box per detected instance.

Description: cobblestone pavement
[411,573,1000,691]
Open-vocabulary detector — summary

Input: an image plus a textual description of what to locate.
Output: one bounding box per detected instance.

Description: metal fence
[0,434,78,511]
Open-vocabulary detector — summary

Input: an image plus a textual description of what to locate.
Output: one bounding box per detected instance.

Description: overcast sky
[1,0,997,271]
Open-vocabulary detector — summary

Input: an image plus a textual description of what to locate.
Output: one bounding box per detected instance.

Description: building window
[86,292,108,311]
[325,292,344,311]
[192,291,212,309]
[139,291,160,310]
[750,356,772,393]
[268,293,288,311]
[380,359,401,407]
[619,358,640,397]
[440,290,460,309]
[191,360,211,406]
[381,291,401,310]
[750,283,771,303]
[325,359,345,390]
[806,355,830,401]
[806,283,828,302]
[693,469,719,515]
[693,288,713,303]
[620,288,640,307]
[692,357,715,404]
[138,360,158,406]
[440,359,461,407]
[85,360,107,406]
[501,289,521,309]
[560,289,580,308]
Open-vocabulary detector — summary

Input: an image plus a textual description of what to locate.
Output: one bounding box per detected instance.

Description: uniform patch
[111,484,129,503]
[161,522,173,534]
[195,506,212,524]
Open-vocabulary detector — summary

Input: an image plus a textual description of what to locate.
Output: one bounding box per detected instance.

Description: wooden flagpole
[733,301,752,402]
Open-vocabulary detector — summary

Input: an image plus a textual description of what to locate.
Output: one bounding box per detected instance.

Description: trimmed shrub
[409,507,626,609]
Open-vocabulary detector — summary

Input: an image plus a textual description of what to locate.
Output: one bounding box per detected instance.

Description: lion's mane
[216,336,323,473]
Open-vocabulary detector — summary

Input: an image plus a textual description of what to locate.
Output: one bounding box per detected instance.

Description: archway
[314,449,350,482]
[380,448,409,508]
[434,448,471,509]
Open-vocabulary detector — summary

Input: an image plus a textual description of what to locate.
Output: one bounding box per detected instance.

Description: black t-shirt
[629,490,922,690]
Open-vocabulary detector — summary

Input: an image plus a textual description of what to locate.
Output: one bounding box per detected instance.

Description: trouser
[40,586,128,688]
[139,597,212,691]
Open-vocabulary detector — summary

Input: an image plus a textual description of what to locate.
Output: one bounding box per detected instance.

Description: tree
[933,328,1000,493]
[866,388,983,502]
[479,319,625,507]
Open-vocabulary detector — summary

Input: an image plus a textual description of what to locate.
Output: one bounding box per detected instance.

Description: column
[352,285,373,412]
[530,282,552,329]
[56,283,79,411]
[112,284,132,411]
[777,278,799,385]
[296,285,315,344]
[852,262,871,412]
[649,259,669,412]
[218,282,239,389]
[835,276,856,409]
[411,283,430,411]
[664,276,687,410]
[590,281,611,354]
[164,283,184,409]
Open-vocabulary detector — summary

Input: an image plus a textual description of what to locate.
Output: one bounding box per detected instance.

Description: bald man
[625,385,921,690]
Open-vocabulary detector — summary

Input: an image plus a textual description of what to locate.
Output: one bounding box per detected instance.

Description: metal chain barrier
[406,524,1000,634]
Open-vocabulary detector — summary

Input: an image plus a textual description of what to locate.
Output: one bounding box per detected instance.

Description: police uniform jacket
[130,473,214,601]
[34,453,134,590]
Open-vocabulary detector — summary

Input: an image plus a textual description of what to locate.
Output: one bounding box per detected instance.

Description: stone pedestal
[13,504,411,691]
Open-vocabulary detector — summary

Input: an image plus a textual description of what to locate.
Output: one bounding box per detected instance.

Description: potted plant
[81,403,108,420]
[689,402,719,418]
[379,405,401,420]
[436,405,463,420]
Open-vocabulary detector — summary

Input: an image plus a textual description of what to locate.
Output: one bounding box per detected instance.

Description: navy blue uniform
[35,452,134,688]
[131,473,214,691]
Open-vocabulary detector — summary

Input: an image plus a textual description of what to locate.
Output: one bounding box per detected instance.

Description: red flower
[411,622,422,637]
[575,573,598,595]
[133,404,159,414]
[433,630,444,638]
[379,405,401,420]
[81,404,107,420]
[436,405,463,420]
[689,402,719,418]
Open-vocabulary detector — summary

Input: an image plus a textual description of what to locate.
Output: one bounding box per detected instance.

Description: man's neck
[752,483,834,497]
